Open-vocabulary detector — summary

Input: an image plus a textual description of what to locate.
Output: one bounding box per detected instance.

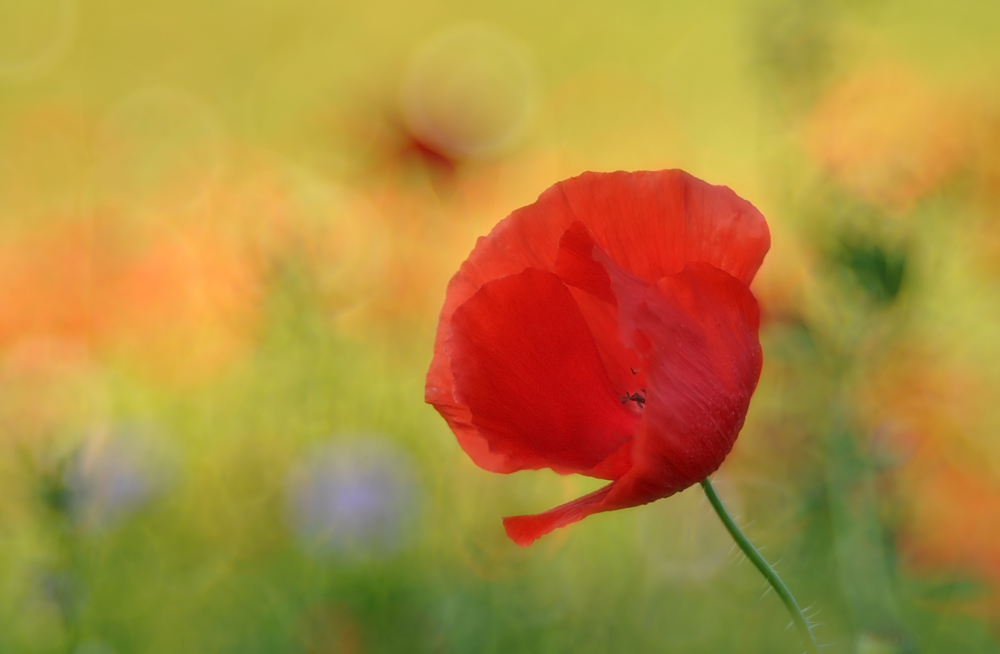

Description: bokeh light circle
[91,87,226,214]
[269,165,390,317]
[0,0,77,78]
[442,455,574,580]
[636,474,800,581]
[400,24,538,160]
[636,481,736,581]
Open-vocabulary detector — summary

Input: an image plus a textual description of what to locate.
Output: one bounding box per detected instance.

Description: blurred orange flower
[805,64,969,212]
[861,353,1000,618]
[108,224,261,379]
[0,217,261,383]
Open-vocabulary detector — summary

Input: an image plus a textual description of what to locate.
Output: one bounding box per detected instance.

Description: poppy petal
[555,170,770,287]
[426,331,513,472]
[502,482,615,547]
[605,262,763,509]
[448,268,639,474]
[453,170,768,296]
[554,220,617,304]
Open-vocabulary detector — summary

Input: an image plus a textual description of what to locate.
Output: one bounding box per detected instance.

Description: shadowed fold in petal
[554,220,648,400]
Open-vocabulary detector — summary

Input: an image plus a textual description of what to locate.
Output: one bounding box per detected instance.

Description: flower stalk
[701,478,821,654]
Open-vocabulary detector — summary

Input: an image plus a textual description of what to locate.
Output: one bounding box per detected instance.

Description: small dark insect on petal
[621,391,646,409]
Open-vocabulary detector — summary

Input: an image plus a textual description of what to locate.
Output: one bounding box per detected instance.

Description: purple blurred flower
[64,425,170,531]
[287,436,422,558]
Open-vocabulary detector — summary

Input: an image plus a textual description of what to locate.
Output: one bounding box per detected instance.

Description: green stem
[700,478,820,654]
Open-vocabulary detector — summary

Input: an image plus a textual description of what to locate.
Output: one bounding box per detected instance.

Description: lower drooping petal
[503,483,614,547]
[448,268,639,474]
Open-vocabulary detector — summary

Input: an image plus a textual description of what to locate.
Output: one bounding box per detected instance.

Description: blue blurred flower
[64,425,170,531]
[286,436,422,558]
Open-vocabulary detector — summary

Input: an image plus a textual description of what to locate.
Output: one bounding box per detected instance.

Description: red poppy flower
[426,170,770,546]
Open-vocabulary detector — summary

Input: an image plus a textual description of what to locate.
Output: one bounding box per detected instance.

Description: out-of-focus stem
[701,478,820,654]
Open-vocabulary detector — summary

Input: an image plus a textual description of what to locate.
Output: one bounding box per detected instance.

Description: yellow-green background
[2,1,1000,652]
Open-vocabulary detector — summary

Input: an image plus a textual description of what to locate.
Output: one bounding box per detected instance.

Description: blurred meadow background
[2,0,1000,652]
